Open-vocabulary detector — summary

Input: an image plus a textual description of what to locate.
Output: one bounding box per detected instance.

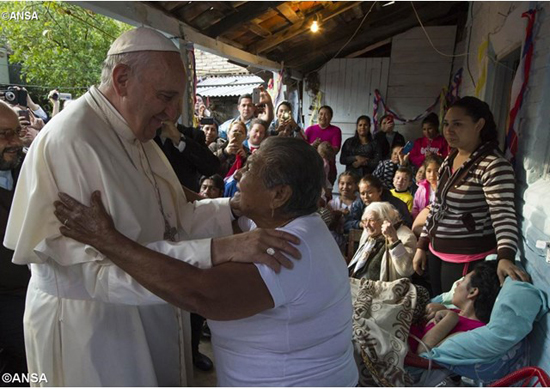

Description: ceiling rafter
[285,1,459,72]
[204,1,284,38]
[247,22,272,38]
[276,3,302,24]
[247,1,363,55]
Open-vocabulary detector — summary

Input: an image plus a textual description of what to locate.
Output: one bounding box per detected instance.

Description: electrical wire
[466,2,476,88]
[412,1,518,79]
[410,1,469,58]
[310,1,378,74]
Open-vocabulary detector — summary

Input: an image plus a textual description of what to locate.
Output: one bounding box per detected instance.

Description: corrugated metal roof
[197,75,264,97]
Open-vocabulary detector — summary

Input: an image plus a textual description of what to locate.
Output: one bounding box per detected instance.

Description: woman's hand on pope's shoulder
[54,191,119,249]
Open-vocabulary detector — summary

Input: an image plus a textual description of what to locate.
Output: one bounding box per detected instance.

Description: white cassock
[4,86,233,387]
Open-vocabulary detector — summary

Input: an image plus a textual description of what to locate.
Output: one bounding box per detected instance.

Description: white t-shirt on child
[208,213,358,386]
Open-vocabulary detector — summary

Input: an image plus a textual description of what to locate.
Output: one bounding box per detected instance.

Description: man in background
[0,101,28,387]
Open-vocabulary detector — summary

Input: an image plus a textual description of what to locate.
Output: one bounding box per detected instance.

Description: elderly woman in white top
[53,137,358,387]
[349,202,416,281]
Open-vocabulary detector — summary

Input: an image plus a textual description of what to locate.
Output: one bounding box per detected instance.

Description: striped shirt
[417,142,518,261]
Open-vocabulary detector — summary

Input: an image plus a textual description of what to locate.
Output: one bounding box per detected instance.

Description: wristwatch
[174,133,187,152]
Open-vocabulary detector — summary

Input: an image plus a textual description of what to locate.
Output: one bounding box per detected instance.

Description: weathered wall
[458,1,550,372]
[302,57,391,181]
[386,26,456,141]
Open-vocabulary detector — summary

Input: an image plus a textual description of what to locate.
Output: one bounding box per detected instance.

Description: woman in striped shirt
[413,97,529,296]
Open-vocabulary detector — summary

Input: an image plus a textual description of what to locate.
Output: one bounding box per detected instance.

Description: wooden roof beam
[346,38,392,58]
[159,1,187,12]
[247,22,272,38]
[248,1,364,54]
[289,1,457,73]
[75,1,283,72]
[276,3,302,24]
[204,1,284,38]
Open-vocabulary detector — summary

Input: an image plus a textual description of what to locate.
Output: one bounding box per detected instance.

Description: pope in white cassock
[3,28,295,386]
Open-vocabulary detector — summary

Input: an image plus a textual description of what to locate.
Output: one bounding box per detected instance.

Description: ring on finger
[266,247,276,256]
[63,218,69,226]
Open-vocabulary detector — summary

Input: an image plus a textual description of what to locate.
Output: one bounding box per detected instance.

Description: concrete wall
[458,1,550,372]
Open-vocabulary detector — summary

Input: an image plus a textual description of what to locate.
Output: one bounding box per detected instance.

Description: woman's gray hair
[99,52,152,88]
[362,202,401,225]
[257,137,324,217]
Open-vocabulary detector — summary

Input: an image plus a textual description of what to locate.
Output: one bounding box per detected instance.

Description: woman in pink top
[409,113,449,168]
[409,261,500,354]
[305,105,342,185]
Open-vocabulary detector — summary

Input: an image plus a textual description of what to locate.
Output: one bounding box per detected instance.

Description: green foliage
[0,1,131,98]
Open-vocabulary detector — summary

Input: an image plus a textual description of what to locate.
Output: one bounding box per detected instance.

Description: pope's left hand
[161,121,181,145]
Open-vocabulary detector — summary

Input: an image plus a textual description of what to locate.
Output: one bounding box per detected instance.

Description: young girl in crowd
[346,174,413,232]
[415,164,426,184]
[318,141,336,202]
[328,171,361,249]
[409,112,449,168]
[412,155,443,219]
[408,261,500,354]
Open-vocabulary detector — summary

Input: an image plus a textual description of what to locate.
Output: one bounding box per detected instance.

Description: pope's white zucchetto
[107,27,180,56]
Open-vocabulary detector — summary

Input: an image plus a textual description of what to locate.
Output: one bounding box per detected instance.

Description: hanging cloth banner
[309,91,323,126]
[505,9,537,166]
[438,68,464,132]
[475,39,490,97]
[267,68,284,110]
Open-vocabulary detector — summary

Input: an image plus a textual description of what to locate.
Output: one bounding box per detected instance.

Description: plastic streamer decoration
[505,9,537,166]
[372,68,462,133]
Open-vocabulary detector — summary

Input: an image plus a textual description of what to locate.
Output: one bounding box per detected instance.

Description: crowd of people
[0,26,532,387]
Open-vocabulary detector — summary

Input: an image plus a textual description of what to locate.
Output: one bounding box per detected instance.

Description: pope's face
[124,52,186,142]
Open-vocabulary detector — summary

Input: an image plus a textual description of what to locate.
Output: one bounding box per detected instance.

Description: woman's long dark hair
[352,115,373,144]
[450,96,498,144]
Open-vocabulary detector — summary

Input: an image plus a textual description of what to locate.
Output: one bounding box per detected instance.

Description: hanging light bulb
[311,20,319,33]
